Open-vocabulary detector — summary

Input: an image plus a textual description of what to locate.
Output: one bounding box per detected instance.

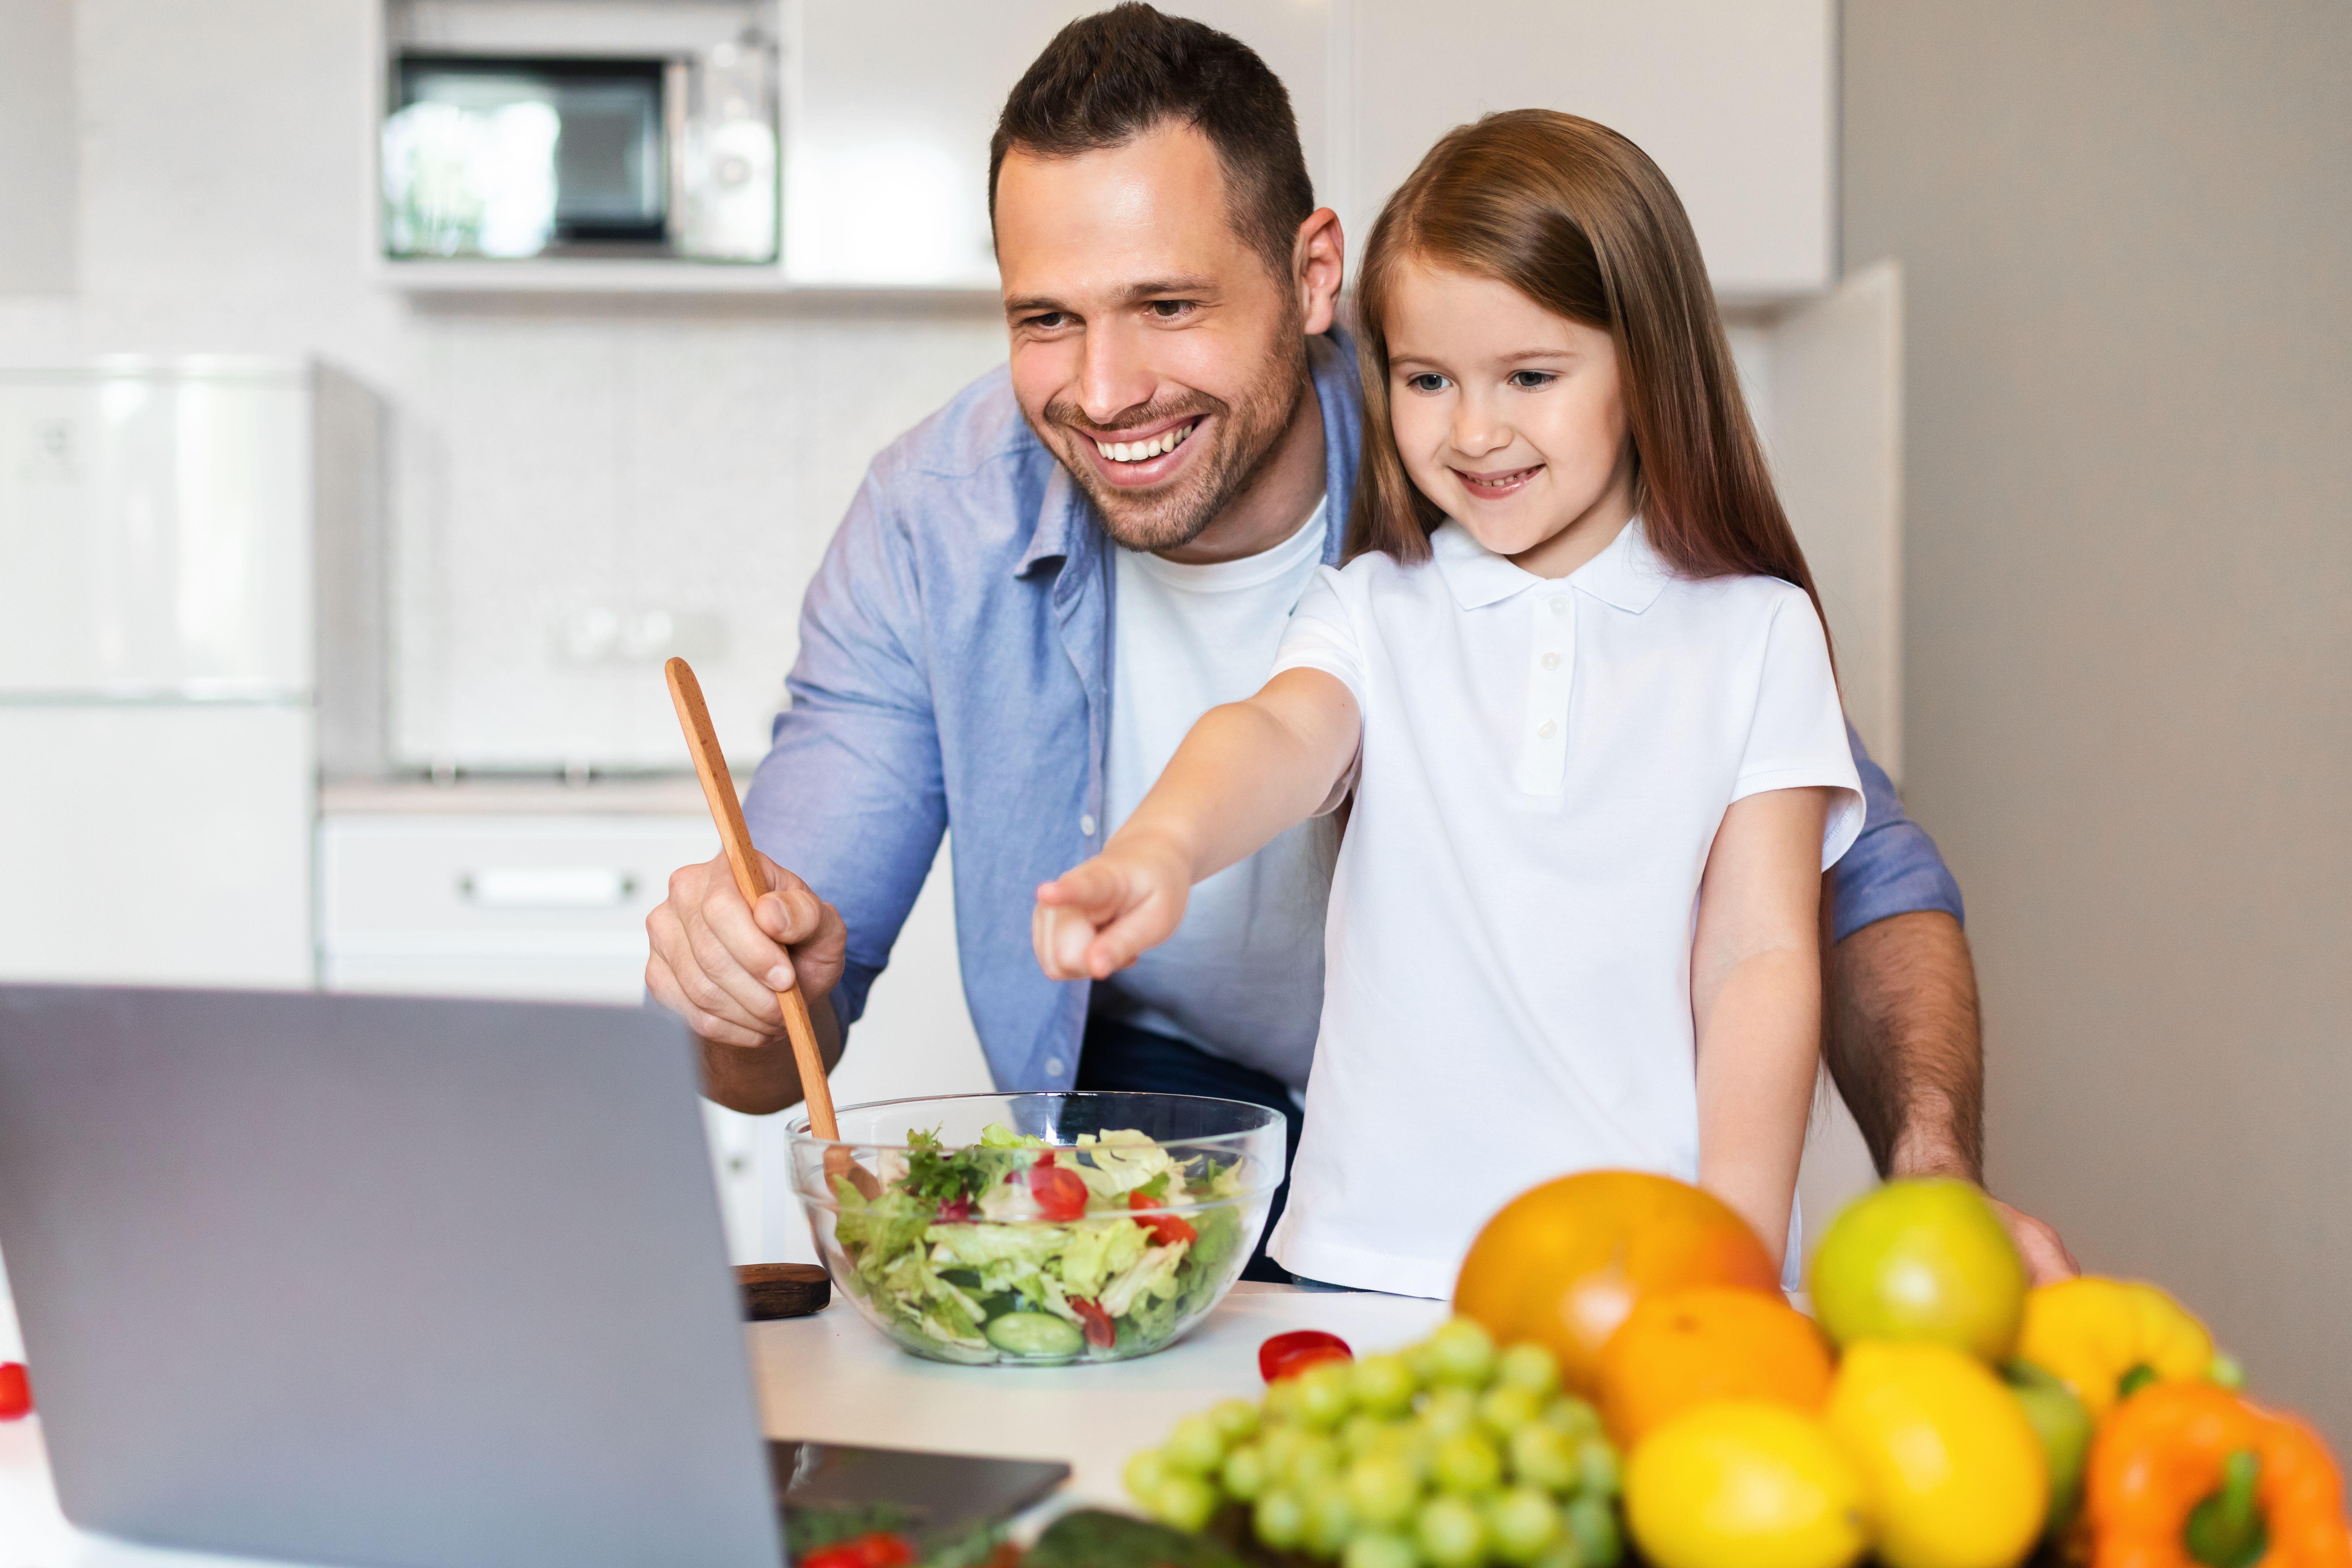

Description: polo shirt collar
[1430,516,1671,614]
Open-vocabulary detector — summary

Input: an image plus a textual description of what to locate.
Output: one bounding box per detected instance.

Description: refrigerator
[0,358,319,987]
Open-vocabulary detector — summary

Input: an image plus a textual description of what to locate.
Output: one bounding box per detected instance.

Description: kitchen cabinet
[388,0,1833,299]
[0,706,314,988]
[781,0,1330,290]
[0,360,322,990]
[317,789,993,1266]
[785,0,1829,298]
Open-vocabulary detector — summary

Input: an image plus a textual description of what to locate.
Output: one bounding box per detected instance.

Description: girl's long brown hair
[1349,110,1829,640]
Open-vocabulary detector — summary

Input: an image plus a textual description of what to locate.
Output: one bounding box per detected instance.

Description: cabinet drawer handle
[458,868,638,909]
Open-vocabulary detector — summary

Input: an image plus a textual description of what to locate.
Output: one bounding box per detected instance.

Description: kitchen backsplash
[393,307,1007,770]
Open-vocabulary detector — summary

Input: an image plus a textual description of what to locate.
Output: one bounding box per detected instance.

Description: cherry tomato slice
[1260,1330,1352,1383]
[800,1534,915,1568]
[1027,1163,1089,1222]
[0,1363,28,1421]
[1069,1295,1117,1349]
[1128,1188,1198,1247]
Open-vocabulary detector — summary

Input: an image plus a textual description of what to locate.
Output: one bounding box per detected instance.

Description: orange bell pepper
[2086,1381,2352,1568]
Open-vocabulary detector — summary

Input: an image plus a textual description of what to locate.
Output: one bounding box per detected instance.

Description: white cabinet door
[1344,0,1834,300]
[783,1,1827,298]
[0,364,312,697]
[781,0,1334,289]
[0,704,314,986]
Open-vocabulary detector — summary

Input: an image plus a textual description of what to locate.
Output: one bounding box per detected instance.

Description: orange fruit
[1597,1285,1834,1446]
[1453,1170,1779,1393]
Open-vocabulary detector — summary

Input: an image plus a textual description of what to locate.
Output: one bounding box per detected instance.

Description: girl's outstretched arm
[1033,667,1361,982]
[1692,785,1834,1272]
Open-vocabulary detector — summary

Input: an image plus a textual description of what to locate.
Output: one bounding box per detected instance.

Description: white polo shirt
[1264,519,1864,1297]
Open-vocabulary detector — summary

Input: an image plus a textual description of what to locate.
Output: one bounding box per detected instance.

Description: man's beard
[1034,331,1310,554]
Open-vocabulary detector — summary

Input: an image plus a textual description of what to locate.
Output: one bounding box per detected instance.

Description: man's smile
[1072,414,1208,489]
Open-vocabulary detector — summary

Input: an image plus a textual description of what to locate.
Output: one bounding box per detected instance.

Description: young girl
[1033,110,1862,1296]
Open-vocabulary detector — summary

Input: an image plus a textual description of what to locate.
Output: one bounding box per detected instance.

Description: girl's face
[1383,262,1638,578]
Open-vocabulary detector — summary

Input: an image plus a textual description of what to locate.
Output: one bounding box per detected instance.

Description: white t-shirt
[1094,498,1337,1090]
[1265,519,1864,1297]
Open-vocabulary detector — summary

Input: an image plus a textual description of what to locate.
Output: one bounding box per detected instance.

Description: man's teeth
[1096,422,1196,463]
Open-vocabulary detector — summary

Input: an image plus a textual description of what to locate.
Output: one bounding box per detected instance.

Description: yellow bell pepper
[2017,1277,2215,1419]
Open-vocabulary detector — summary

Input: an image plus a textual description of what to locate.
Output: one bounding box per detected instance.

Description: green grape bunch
[1124,1317,1626,1568]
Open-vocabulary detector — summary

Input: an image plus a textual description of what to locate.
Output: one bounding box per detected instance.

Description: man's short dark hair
[989,4,1315,279]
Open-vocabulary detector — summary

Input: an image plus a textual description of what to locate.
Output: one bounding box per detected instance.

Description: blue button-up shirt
[743,330,1963,1090]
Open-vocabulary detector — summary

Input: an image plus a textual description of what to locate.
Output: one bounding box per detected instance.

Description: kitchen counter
[320,773,742,816]
[0,1283,1450,1565]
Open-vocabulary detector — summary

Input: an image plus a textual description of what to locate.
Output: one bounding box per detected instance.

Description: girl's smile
[1453,461,1544,497]
[1384,262,1639,580]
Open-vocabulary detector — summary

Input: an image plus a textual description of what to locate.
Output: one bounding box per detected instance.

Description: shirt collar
[1430,516,1672,614]
[1016,325,1363,580]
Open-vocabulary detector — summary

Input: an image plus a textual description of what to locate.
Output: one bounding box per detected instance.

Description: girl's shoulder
[1328,544,1424,583]
[1657,566,1817,620]
[1315,542,1440,605]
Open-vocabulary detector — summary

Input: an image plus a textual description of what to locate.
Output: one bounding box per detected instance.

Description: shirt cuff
[1829,819,1968,943]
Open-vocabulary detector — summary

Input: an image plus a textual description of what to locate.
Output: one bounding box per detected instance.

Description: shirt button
[1537,720,1558,740]
[1045,1057,1066,1077]
[1541,652,1561,671]
[1549,596,1570,615]
[1079,814,1097,836]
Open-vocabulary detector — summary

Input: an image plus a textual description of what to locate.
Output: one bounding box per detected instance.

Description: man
[645,4,2074,1283]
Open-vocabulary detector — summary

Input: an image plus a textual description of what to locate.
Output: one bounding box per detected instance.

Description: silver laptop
[0,983,906,1567]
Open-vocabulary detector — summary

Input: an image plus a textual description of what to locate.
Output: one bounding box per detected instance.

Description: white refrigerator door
[0,359,312,696]
[0,705,314,986]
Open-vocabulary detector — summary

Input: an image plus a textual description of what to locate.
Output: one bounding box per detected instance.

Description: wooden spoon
[664,657,879,1200]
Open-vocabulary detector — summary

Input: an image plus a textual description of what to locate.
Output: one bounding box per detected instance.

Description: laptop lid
[0,984,784,1568]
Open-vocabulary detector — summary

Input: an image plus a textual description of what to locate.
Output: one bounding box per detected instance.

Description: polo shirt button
[1541,652,1561,670]
[1549,596,1570,615]
[1537,720,1558,739]
[1045,1057,1066,1077]
[1079,814,1097,836]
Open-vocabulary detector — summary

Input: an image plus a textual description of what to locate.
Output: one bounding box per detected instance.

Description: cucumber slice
[985,1310,1085,1358]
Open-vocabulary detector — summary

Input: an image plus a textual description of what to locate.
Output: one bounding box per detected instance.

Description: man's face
[995,123,1308,553]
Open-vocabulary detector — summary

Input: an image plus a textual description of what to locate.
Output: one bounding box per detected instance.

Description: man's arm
[1822,907,1979,1178]
[1826,727,2079,1283]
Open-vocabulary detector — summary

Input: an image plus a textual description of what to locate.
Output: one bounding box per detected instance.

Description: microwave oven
[382,43,778,263]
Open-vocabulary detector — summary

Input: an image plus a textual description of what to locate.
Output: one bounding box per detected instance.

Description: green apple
[2005,1359,2094,1531]
[1809,1178,2030,1359]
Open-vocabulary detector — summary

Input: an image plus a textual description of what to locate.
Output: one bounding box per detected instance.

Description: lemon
[1824,1342,2048,1568]
[1810,1179,2028,1360]
[1624,1402,1868,1568]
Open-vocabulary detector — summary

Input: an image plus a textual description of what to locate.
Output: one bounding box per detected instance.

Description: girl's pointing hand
[1032,833,1192,981]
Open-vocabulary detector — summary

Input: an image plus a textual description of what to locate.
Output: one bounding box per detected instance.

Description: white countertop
[0,1284,1451,1566]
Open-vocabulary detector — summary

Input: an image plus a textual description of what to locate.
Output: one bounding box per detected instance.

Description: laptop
[0,985,1065,1567]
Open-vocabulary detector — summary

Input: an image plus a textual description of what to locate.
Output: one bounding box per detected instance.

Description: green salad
[828,1123,1249,1362]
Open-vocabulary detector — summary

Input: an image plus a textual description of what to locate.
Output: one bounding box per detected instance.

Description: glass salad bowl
[787,1092,1286,1367]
